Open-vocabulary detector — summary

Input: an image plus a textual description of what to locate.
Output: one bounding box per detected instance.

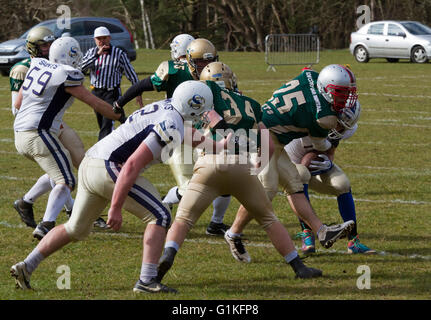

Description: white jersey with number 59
[14,58,84,134]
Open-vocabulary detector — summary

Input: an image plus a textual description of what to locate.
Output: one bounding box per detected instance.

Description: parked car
[349,20,431,63]
[0,16,136,76]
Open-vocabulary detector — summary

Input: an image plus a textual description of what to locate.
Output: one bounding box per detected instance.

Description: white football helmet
[49,36,82,69]
[317,64,358,112]
[328,100,361,140]
[170,34,195,62]
[171,80,213,124]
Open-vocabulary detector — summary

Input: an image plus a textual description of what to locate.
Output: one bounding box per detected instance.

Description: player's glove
[309,154,333,176]
[112,101,123,114]
[118,109,127,124]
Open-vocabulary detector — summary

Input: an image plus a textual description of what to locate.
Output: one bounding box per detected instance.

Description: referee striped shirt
[81,45,139,89]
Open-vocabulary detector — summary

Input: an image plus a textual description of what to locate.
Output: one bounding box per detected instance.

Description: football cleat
[33,221,55,240]
[133,278,177,294]
[13,198,37,228]
[296,229,316,254]
[10,262,32,289]
[318,220,355,249]
[289,256,323,279]
[206,221,230,236]
[347,236,376,254]
[224,232,251,263]
[93,217,109,229]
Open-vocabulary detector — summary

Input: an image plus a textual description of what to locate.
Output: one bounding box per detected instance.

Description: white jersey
[14,58,84,134]
[285,125,358,164]
[86,99,184,165]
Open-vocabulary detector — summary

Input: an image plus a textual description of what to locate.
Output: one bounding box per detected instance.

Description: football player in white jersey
[10,80,224,293]
[285,101,375,254]
[11,27,85,229]
[13,37,123,240]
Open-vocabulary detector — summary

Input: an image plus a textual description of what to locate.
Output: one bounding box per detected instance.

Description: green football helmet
[26,26,55,58]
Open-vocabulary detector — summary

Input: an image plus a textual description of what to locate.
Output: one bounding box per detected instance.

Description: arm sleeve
[143,132,164,160]
[11,91,18,116]
[120,51,139,84]
[116,76,154,107]
[309,136,332,152]
[80,47,99,72]
[64,68,85,87]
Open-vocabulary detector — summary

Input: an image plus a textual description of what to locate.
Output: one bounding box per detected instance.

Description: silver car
[0,16,136,76]
[349,20,431,63]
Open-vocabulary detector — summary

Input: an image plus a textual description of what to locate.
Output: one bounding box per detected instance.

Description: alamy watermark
[159,121,270,175]
[356,5,371,29]
[57,5,71,30]
[356,265,371,290]
[56,264,71,289]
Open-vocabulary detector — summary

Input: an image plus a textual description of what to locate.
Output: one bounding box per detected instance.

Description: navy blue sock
[337,191,358,239]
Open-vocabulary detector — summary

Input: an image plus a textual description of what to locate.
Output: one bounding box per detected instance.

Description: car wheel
[386,58,399,63]
[354,45,369,63]
[411,46,428,63]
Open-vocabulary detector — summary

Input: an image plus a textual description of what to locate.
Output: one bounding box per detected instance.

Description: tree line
[1,0,430,51]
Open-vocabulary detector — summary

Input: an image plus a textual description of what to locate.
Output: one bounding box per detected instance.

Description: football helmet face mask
[328,100,361,140]
[26,26,56,58]
[171,80,213,124]
[199,62,236,91]
[186,38,218,79]
[317,64,358,112]
[170,34,195,62]
[49,37,83,69]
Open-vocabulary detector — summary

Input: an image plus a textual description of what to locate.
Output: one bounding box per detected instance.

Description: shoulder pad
[10,64,29,81]
[153,119,178,143]
[154,61,170,81]
[316,115,337,130]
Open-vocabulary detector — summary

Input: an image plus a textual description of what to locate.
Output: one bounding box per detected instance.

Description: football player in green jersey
[114,37,232,236]
[10,27,87,230]
[156,62,339,284]
[224,65,357,261]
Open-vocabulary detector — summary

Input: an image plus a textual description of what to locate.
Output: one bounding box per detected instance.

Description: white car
[349,20,431,63]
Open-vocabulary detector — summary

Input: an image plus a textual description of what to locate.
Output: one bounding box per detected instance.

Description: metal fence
[265,34,320,71]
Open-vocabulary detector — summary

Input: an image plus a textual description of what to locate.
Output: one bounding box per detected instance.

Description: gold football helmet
[186,38,218,79]
[200,62,237,91]
[26,26,55,58]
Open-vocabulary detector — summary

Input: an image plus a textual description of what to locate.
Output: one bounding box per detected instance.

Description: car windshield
[19,20,67,39]
[400,22,431,35]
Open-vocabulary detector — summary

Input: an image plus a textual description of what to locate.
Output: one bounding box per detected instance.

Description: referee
[81,26,142,140]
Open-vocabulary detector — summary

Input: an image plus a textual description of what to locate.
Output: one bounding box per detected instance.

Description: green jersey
[9,58,31,92]
[262,69,337,145]
[150,60,194,98]
[205,80,262,150]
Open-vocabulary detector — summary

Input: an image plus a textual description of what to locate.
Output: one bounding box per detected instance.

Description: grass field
[0,48,430,303]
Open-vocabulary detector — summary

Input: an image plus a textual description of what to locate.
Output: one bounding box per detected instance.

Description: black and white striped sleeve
[80,47,99,72]
[120,51,139,84]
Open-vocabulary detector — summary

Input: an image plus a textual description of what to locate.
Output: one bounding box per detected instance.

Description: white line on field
[1,220,429,260]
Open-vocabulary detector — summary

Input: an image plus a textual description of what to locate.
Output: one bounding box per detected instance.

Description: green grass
[0,48,430,301]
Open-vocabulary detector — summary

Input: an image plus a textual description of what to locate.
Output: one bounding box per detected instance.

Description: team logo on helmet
[188,94,205,109]
[69,46,79,58]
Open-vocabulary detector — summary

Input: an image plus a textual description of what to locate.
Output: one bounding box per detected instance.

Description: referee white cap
[94,26,110,38]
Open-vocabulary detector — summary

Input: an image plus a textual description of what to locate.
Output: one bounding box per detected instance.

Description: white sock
[164,240,179,251]
[64,197,74,212]
[163,186,181,205]
[23,174,52,204]
[140,263,158,283]
[211,195,231,223]
[284,250,299,263]
[226,229,242,239]
[24,247,45,274]
[42,184,71,222]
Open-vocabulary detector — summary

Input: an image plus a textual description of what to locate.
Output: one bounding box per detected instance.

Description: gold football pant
[175,154,278,229]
